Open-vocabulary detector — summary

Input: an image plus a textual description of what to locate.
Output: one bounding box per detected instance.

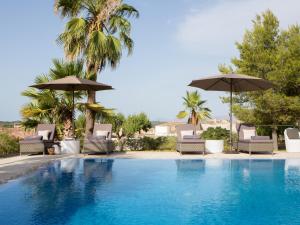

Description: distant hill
[0,121,20,128]
[151,121,166,127]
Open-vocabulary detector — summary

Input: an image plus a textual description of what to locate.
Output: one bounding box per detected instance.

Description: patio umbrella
[188,74,273,151]
[31,76,113,138]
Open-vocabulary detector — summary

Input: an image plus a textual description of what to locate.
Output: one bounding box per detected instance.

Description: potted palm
[201,127,229,153]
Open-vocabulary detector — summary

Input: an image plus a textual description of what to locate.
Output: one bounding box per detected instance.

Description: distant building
[142,119,237,138]
[155,125,170,136]
[154,122,184,137]
[13,123,22,129]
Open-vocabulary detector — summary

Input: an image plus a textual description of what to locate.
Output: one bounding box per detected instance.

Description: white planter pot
[205,140,224,153]
[60,140,80,154]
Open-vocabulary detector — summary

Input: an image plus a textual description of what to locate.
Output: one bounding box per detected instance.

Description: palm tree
[177,91,211,126]
[54,0,139,137]
[21,59,85,138]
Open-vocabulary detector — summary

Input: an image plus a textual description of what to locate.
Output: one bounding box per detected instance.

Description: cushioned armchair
[176,124,205,155]
[284,128,300,152]
[82,124,114,154]
[235,124,274,155]
[19,124,56,155]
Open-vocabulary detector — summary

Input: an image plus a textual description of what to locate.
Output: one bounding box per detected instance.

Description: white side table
[60,140,80,154]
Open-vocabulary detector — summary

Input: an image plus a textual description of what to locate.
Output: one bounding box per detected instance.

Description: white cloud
[176,0,300,56]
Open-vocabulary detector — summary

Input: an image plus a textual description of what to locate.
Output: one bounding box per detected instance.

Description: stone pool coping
[1,151,300,184]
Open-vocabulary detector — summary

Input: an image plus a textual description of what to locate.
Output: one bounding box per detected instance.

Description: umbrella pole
[72,89,75,139]
[230,80,233,151]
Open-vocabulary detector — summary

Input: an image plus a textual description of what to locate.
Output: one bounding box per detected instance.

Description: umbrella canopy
[189,74,273,92]
[30,76,113,139]
[189,73,274,151]
[30,76,113,91]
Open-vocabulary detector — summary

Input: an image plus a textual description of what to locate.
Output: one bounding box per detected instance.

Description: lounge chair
[176,124,205,155]
[284,128,300,152]
[235,124,274,155]
[19,124,56,155]
[82,124,114,154]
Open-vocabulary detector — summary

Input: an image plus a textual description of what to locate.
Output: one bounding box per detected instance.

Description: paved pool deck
[1,151,300,184]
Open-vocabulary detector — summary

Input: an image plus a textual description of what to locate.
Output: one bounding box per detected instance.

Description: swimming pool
[1,159,300,225]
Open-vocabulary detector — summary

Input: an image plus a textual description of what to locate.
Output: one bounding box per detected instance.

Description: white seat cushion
[38,130,51,140]
[243,129,256,140]
[180,130,194,139]
[96,130,109,138]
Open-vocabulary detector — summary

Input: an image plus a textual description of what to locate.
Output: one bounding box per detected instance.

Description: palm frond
[177,111,188,119]
[54,0,83,18]
[106,35,122,68]
[21,88,39,98]
[120,31,133,55]
[115,4,139,18]
[86,30,107,61]
[57,18,87,60]
[34,74,50,84]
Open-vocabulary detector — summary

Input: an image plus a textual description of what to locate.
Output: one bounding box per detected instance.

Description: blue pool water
[1,159,300,225]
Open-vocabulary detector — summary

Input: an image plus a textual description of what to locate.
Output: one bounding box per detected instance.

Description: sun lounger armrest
[251,136,270,140]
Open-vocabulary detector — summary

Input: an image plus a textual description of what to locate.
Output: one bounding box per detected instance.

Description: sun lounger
[82,124,114,154]
[176,124,205,154]
[235,124,274,155]
[19,124,56,155]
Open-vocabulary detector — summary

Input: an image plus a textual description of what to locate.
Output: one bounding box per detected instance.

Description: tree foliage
[221,10,300,130]
[101,112,151,150]
[55,0,139,136]
[102,112,126,138]
[177,91,211,125]
[0,133,19,156]
[122,113,151,137]
[21,59,85,138]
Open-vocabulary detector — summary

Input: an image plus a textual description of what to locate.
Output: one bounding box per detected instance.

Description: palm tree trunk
[84,62,100,137]
[63,115,73,139]
[191,110,197,126]
[85,90,96,137]
[272,126,278,151]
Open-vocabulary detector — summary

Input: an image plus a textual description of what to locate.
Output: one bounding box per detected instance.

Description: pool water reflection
[1,159,300,225]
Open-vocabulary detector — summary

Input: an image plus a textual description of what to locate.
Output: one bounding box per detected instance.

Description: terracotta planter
[47,147,55,155]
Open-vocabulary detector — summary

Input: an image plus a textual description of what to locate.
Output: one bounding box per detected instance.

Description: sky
[0,0,299,122]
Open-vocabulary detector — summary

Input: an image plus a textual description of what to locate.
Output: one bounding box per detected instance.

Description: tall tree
[220,10,300,147]
[55,0,139,137]
[177,91,211,126]
[21,59,85,138]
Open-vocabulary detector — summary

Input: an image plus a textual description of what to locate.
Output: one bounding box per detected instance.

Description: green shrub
[126,138,142,150]
[140,137,166,150]
[126,137,163,151]
[201,127,230,140]
[158,136,177,151]
[125,136,177,151]
[0,132,19,156]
